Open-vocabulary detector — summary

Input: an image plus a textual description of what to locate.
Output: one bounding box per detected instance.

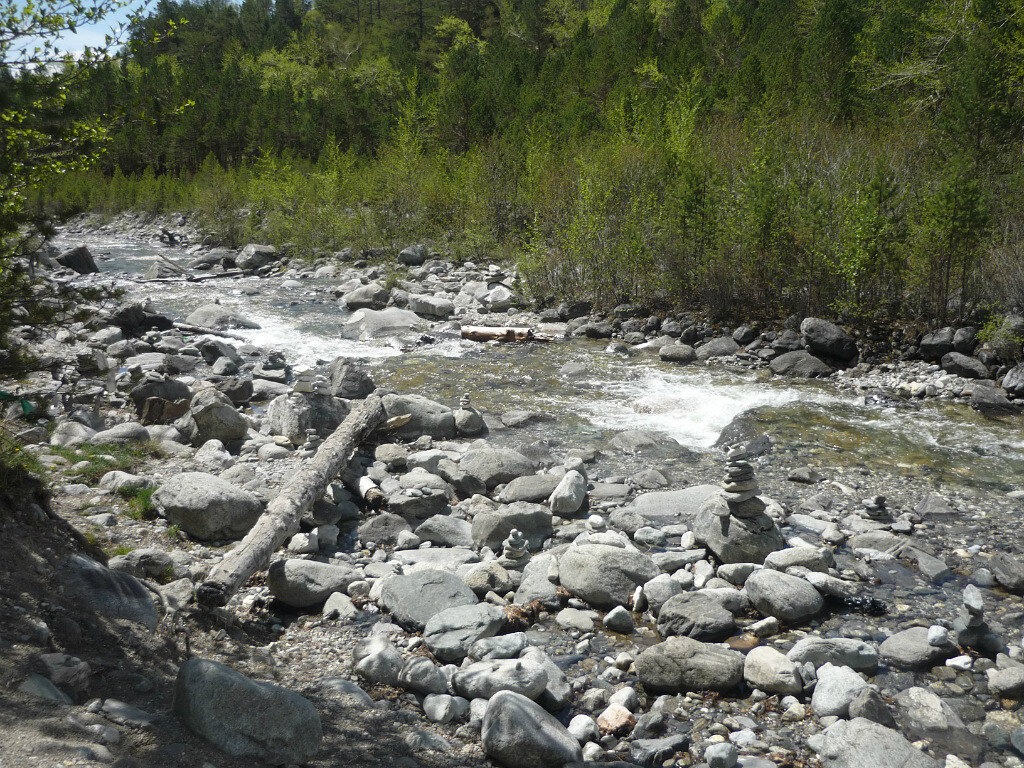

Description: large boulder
[629,485,721,525]
[811,663,869,717]
[460,448,536,489]
[919,327,955,361]
[1002,363,1024,397]
[328,358,375,399]
[56,245,98,274]
[423,603,507,662]
[173,658,321,765]
[786,636,878,672]
[453,659,548,701]
[940,351,988,378]
[176,388,249,446]
[744,569,823,623]
[58,555,159,629]
[152,472,263,540]
[267,559,362,608]
[471,502,553,552]
[656,591,737,641]
[382,393,455,439]
[342,282,389,310]
[185,303,261,331]
[558,544,659,609]
[340,307,422,340]
[379,569,477,630]
[128,376,192,415]
[817,718,940,768]
[696,337,740,361]
[692,494,785,564]
[408,294,454,319]
[266,392,349,443]
[481,691,582,768]
[636,637,743,694]
[235,244,279,271]
[879,627,955,669]
[800,318,857,362]
[769,350,831,378]
[894,687,984,763]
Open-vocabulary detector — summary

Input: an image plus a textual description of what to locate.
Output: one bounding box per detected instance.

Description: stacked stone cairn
[954,584,1003,655]
[497,528,530,570]
[694,447,786,564]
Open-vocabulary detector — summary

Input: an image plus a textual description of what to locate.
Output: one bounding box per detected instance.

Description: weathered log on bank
[461,326,555,343]
[196,393,385,608]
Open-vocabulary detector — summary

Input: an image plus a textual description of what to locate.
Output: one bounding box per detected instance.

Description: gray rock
[514,553,560,605]
[705,742,739,768]
[519,646,572,710]
[185,303,261,330]
[631,734,690,766]
[471,502,553,551]
[604,605,635,634]
[92,421,149,445]
[461,448,537,489]
[659,344,696,364]
[453,658,548,701]
[549,470,586,514]
[18,673,71,703]
[382,393,455,439]
[497,474,561,503]
[895,686,984,762]
[235,243,279,271]
[380,569,478,630]
[415,515,474,548]
[128,376,191,414]
[481,690,582,768]
[423,693,468,723]
[173,658,321,765]
[558,544,659,609]
[423,603,507,662]
[817,717,940,768]
[941,351,988,378]
[743,646,802,695]
[693,495,786,564]
[769,350,831,377]
[657,592,737,641]
[986,666,1024,697]
[153,472,263,540]
[353,637,403,686]
[800,318,857,362]
[408,293,455,318]
[811,663,868,717]
[848,687,896,727]
[744,569,823,623]
[57,244,98,274]
[635,636,743,694]
[879,627,955,669]
[786,637,878,672]
[342,282,389,309]
[462,561,514,597]
[920,327,956,361]
[607,430,691,459]
[328,358,375,399]
[358,513,412,548]
[696,337,740,360]
[176,388,248,446]
[268,559,362,608]
[989,553,1024,592]
[1003,363,1024,397]
[341,307,423,340]
[59,554,159,629]
[266,392,349,443]
[398,656,449,694]
[629,485,721,524]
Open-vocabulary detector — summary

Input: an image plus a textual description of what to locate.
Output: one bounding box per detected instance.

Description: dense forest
[29,0,1024,321]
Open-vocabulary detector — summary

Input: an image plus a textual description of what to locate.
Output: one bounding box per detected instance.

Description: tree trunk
[195,394,384,608]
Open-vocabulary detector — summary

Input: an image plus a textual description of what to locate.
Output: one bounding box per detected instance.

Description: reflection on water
[64,232,1024,492]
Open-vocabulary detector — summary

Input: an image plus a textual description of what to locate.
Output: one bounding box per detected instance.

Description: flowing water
[69,233,1024,492]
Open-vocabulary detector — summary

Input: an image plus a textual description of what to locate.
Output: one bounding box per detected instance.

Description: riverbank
[1,221,1024,768]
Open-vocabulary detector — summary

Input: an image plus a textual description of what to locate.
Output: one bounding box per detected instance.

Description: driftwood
[340,463,387,509]
[461,326,555,343]
[137,269,243,284]
[171,322,248,341]
[196,394,385,608]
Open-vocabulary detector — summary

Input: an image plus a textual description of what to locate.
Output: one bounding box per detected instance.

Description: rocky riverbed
[1,213,1024,768]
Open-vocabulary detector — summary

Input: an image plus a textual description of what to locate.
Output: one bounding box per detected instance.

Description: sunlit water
[64,233,1024,491]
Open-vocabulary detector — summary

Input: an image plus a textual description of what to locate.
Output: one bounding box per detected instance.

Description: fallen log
[196,393,385,608]
[461,326,555,343]
[136,270,244,284]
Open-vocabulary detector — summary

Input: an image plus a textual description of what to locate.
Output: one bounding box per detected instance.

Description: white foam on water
[581,368,838,450]
[232,313,403,367]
